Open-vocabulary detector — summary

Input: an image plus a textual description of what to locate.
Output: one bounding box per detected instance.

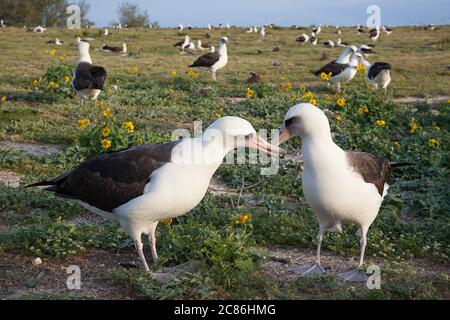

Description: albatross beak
[249,133,283,156]
[272,128,291,146]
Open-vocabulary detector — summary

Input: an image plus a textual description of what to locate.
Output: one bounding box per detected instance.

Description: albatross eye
[284,117,296,127]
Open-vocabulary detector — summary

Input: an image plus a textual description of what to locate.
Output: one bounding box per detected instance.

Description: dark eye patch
[284,117,296,127]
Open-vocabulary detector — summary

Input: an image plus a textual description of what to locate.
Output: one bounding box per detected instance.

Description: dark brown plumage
[346,151,391,196]
[314,61,347,76]
[27,142,179,212]
[367,62,391,79]
[101,44,122,52]
[189,52,220,68]
[72,62,107,91]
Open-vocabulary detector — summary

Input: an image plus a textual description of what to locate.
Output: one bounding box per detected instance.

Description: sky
[85,0,450,27]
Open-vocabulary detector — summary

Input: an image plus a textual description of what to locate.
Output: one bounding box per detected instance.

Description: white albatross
[275,103,407,282]
[189,37,228,81]
[27,117,281,277]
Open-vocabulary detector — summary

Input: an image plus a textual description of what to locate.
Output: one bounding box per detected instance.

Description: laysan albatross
[357,56,392,92]
[189,37,228,81]
[275,103,408,282]
[314,45,359,92]
[72,41,107,107]
[27,117,280,275]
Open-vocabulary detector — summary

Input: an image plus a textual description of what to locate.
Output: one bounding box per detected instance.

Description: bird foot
[337,269,368,282]
[288,263,325,276]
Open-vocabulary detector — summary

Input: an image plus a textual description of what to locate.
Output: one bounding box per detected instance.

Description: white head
[276,103,332,145]
[204,116,280,156]
[78,41,92,64]
[220,36,229,45]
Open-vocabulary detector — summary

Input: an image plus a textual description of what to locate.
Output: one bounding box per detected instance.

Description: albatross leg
[338,226,369,282]
[211,71,217,81]
[134,239,150,272]
[288,228,325,276]
[148,222,158,263]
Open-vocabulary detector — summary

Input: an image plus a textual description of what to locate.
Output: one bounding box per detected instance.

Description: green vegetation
[0,26,448,299]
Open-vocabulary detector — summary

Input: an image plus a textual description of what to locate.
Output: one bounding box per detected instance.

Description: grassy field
[0,25,449,300]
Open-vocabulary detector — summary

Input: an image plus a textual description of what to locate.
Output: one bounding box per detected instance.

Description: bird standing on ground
[189,37,228,81]
[314,46,359,92]
[357,56,392,92]
[72,41,107,107]
[27,117,280,276]
[275,103,405,282]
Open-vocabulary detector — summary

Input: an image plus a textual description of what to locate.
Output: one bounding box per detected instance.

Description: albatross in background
[189,37,228,81]
[72,41,107,107]
[27,117,280,276]
[314,45,359,92]
[275,103,408,282]
[357,56,392,92]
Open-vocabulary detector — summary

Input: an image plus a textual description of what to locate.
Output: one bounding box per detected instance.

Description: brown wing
[189,52,220,68]
[346,151,391,196]
[73,62,107,90]
[27,141,179,212]
[314,61,347,76]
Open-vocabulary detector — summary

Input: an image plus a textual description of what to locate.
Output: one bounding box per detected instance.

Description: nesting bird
[189,37,228,81]
[296,33,309,44]
[323,40,335,48]
[46,38,64,45]
[27,117,280,275]
[101,43,127,53]
[276,103,404,281]
[382,26,393,35]
[369,27,380,41]
[356,24,365,35]
[310,32,318,46]
[312,25,322,35]
[336,38,348,47]
[72,41,107,107]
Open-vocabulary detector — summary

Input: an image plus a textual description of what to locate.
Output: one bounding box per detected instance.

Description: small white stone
[32,257,42,266]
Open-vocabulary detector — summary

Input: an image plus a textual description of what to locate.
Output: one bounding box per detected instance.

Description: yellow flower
[215,107,224,119]
[320,72,332,81]
[357,64,367,72]
[161,218,173,225]
[186,67,198,79]
[101,139,112,150]
[1,96,6,102]
[335,115,343,121]
[171,69,177,76]
[47,81,59,89]
[97,99,104,108]
[101,127,111,137]
[309,98,318,105]
[127,66,138,74]
[59,53,66,60]
[64,75,71,82]
[137,137,143,145]
[32,79,39,87]
[246,87,255,98]
[447,99,450,104]
[102,108,112,118]
[49,49,57,56]
[375,119,386,127]
[302,91,314,99]
[393,141,401,149]
[336,97,346,107]
[77,119,89,128]
[359,106,369,113]
[431,124,440,131]
[123,121,135,133]
[427,138,439,148]
[409,118,418,134]
[235,213,251,225]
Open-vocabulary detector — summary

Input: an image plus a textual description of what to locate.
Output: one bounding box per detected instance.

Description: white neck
[218,42,227,56]
[336,49,352,64]
[78,47,92,64]
[360,58,371,68]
